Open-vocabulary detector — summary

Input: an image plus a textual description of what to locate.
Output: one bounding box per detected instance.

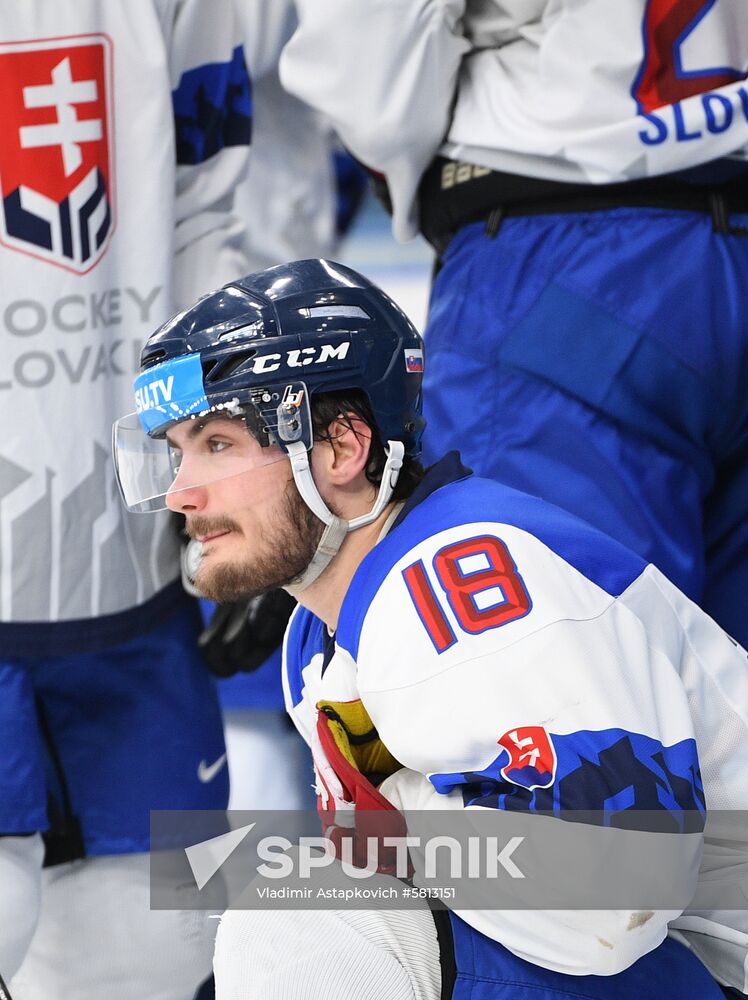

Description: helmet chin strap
[283,439,405,595]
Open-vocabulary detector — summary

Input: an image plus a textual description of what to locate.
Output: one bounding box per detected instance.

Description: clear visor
[113,405,291,513]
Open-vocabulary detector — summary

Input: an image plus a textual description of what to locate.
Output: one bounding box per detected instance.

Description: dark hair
[311,390,424,502]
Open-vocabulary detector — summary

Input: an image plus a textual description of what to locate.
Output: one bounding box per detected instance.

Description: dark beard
[192,479,325,603]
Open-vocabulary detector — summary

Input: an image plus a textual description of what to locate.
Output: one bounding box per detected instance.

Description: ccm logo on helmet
[252,341,351,375]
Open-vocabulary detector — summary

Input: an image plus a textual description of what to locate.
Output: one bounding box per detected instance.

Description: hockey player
[0,1,250,996]
[114,260,748,998]
[204,0,363,819]
[279,0,748,652]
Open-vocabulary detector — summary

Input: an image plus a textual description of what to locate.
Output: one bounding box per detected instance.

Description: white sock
[10,852,216,1000]
[0,834,43,979]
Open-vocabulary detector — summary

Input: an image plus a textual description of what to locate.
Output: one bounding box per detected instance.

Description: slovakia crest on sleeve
[0,35,115,273]
[498,726,557,790]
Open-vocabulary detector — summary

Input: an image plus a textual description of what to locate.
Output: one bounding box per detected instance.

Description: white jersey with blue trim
[283,454,748,984]
[0,0,251,634]
[281,0,748,240]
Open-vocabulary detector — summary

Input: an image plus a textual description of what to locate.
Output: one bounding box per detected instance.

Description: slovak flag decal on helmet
[404,348,423,373]
[0,34,115,273]
[498,726,557,791]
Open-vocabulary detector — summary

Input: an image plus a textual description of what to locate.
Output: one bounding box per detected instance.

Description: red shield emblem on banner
[498,726,557,790]
[0,34,115,273]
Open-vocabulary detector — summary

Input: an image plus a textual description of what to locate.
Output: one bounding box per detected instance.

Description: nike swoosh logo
[197,752,228,783]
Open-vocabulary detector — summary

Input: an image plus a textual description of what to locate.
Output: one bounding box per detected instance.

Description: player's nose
[165,467,208,513]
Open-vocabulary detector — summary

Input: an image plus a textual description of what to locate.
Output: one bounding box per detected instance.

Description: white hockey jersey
[282,455,748,988]
[233,0,337,272]
[0,0,251,638]
[281,0,748,239]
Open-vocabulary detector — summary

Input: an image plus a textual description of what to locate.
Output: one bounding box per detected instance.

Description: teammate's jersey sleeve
[231,0,338,272]
[280,0,469,240]
[162,0,252,308]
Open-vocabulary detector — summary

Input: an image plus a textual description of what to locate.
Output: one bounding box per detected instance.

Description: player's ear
[314,414,372,487]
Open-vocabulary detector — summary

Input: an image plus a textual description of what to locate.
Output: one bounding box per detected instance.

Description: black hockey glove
[197,589,296,678]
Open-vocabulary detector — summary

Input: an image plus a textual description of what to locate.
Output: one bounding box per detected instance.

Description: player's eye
[207,437,231,454]
[169,446,182,474]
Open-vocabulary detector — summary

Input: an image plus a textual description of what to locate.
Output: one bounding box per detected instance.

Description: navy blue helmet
[136,258,425,457]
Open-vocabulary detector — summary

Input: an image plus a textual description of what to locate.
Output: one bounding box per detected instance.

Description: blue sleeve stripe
[173,45,252,166]
[430,727,704,831]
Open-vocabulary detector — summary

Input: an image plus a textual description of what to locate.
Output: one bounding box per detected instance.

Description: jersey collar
[392,450,472,530]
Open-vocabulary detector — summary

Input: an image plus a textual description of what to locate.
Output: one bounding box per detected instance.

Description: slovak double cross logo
[498,726,557,791]
[0,34,115,273]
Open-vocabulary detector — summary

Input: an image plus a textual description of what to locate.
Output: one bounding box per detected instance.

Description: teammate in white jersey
[115,260,748,999]
[279,0,748,656]
[0,2,251,996]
